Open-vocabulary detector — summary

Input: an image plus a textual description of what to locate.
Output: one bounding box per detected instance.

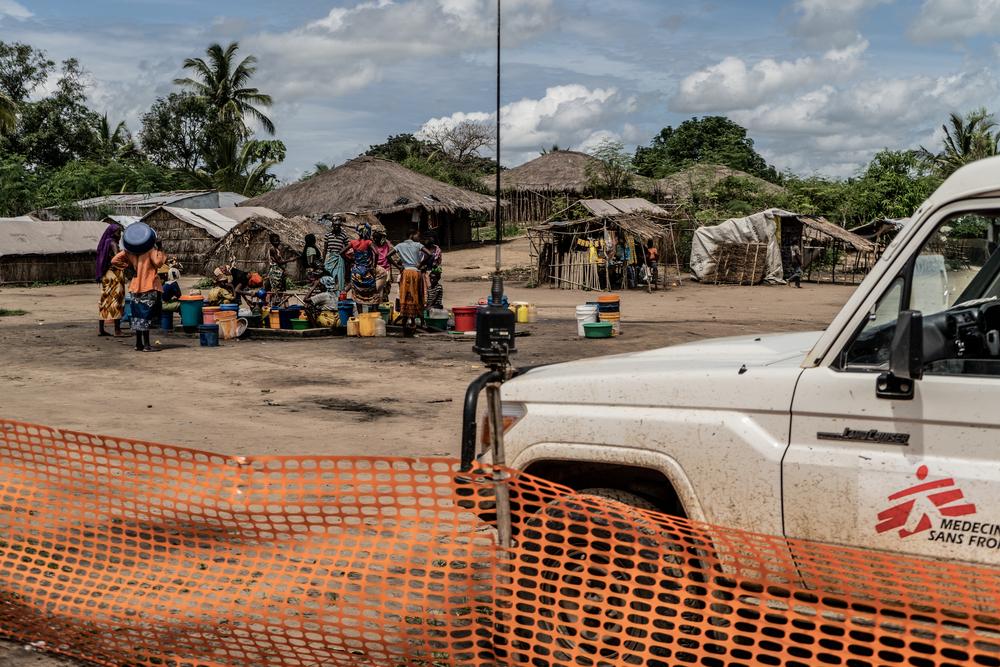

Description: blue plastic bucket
[198,324,219,347]
[219,304,240,318]
[122,223,156,254]
[160,312,174,331]
[337,300,355,328]
[279,306,304,330]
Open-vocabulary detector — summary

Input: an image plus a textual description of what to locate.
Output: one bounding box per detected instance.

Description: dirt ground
[0,237,856,666]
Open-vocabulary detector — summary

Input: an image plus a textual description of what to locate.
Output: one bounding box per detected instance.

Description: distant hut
[527,198,679,291]
[241,156,497,247]
[485,151,663,224]
[0,220,108,284]
[141,207,282,272]
[204,215,328,282]
[656,163,787,206]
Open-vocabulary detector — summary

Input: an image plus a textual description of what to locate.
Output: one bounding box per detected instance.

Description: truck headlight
[480,402,527,448]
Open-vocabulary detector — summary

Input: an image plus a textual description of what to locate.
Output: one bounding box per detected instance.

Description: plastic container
[527,304,538,323]
[202,306,221,325]
[452,306,478,332]
[219,304,240,319]
[198,324,219,347]
[268,309,281,329]
[338,300,356,328]
[217,312,240,340]
[122,223,156,254]
[291,318,310,331]
[374,318,387,337]
[514,303,530,324]
[347,317,360,337]
[600,312,621,336]
[576,304,599,337]
[179,295,204,333]
[597,301,620,314]
[583,321,614,339]
[426,315,449,331]
[279,306,304,330]
[160,311,174,331]
[378,304,392,324]
[358,312,380,337]
[243,314,262,330]
[597,294,621,303]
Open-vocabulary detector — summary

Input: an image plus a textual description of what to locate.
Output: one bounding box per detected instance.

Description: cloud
[418,84,637,164]
[250,0,557,101]
[791,0,892,46]
[673,38,868,112]
[725,67,1000,175]
[0,0,31,21]
[910,0,1000,42]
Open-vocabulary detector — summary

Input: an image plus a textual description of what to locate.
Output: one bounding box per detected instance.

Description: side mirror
[877,310,923,400]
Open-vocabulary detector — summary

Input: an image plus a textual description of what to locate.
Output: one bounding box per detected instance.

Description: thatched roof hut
[242,156,497,247]
[657,164,786,203]
[0,220,108,284]
[527,198,679,291]
[483,151,662,224]
[204,215,327,282]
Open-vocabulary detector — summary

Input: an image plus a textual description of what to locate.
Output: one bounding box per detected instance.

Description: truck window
[841,213,1000,375]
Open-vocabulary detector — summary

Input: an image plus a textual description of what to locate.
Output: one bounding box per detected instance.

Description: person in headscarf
[322,215,350,293]
[95,223,126,337]
[419,232,442,296]
[112,237,166,352]
[301,233,322,272]
[345,223,388,312]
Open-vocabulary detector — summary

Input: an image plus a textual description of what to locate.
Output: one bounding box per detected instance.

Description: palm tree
[96,114,135,158]
[0,92,16,135]
[920,108,1000,177]
[174,42,274,136]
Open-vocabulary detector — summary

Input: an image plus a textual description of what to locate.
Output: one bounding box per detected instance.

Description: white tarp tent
[690,208,793,284]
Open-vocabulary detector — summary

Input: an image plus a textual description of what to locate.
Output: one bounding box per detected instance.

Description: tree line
[1,34,997,228]
[0,40,282,218]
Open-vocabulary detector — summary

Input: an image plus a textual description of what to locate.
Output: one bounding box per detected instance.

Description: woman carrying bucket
[112,223,166,352]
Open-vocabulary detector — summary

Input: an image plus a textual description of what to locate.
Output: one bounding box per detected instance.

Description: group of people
[95,216,449,347]
[300,218,444,330]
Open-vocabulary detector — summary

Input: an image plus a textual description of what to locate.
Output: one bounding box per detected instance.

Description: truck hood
[502,331,822,411]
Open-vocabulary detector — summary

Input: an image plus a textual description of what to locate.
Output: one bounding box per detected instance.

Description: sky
[3,0,1000,180]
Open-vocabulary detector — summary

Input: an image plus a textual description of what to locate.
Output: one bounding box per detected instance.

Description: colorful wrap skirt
[130,291,160,332]
[99,268,126,321]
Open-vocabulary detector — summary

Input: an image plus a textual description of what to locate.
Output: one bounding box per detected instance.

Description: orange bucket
[202,306,221,325]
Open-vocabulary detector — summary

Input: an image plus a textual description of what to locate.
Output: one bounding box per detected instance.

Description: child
[426,268,444,310]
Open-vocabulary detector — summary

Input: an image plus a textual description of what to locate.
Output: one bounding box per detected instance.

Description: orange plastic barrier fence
[0,419,997,667]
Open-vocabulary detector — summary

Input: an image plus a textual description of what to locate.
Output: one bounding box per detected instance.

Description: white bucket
[576,304,599,337]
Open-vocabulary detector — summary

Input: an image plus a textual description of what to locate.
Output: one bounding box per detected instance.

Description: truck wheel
[578,487,658,511]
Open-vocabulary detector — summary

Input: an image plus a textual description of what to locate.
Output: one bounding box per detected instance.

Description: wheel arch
[512,443,704,520]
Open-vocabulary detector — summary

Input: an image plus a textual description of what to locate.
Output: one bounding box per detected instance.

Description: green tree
[9,59,100,168]
[365,133,497,189]
[0,41,54,103]
[95,114,136,160]
[0,153,42,216]
[634,116,779,182]
[0,92,15,134]
[586,139,635,196]
[844,150,940,225]
[174,42,275,138]
[197,136,286,195]
[919,108,999,177]
[139,92,211,172]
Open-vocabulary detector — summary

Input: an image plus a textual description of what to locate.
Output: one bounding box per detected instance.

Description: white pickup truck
[494,157,1000,568]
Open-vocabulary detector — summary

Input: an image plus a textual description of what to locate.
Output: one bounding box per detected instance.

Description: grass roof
[243,156,497,218]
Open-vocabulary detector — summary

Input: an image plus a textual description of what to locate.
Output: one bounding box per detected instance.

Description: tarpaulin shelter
[691,209,876,285]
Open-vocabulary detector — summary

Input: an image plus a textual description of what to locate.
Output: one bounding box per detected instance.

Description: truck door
[785,209,1000,567]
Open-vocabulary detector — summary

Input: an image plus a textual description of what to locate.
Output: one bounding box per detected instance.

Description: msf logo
[876,465,977,538]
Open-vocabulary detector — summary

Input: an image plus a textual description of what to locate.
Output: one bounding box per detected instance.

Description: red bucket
[452,306,478,332]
